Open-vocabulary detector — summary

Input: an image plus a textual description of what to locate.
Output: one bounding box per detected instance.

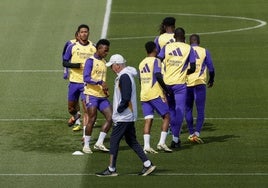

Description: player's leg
[192,84,206,143]
[152,97,172,152]
[170,85,187,148]
[94,98,112,152]
[141,102,157,154]
[67,83,81,127]
[83,95,98,153]
[185,86,195,135]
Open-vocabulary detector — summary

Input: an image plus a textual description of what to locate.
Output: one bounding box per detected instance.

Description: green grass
[0,0,267,187]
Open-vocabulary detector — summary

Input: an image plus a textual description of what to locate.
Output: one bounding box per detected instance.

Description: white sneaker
[157,144,172,152]
[83,146,93,154]
[144,147,158,154]
[94,144,109,152]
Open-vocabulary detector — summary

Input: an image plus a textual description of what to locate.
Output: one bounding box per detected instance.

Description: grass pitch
[0,0,267,187]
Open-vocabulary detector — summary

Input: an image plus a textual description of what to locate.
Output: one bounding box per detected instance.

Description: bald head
[190,34,200,45]
[174,27,185,42]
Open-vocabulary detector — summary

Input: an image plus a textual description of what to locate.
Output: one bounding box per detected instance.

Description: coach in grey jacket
[96,54,156,177]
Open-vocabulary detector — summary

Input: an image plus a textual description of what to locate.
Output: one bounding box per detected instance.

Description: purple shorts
[141,97,169,119]
[85,95,111,112]
[68,82,85,101]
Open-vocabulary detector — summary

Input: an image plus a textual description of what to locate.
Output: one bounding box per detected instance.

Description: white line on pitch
[0,172,267,176]
[108,12,266,40]
[100,0,112,39]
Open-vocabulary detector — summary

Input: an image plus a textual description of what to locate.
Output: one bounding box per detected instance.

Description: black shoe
[139,164,156,176]
[170,140,181,148]
[96,168,118,177]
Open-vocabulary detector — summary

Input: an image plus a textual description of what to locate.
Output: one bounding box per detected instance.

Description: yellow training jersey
[163,42,192,85]
[186,46,207,86]
[157,33,175,50]
[84,56,107,98]
[139,57,164,101]
[69,41,96,83]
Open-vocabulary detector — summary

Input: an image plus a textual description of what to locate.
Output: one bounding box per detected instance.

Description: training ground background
[0,0,267,187]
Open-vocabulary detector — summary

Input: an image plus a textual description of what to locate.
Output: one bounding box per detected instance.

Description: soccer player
[62,24,96,132]
[96,54,156,176]
[82,39,112,154]
[185,34,215,143]
[154,17,176,52]
[62,31,82,128]
[139,41,172,154]
[157,27,196,148]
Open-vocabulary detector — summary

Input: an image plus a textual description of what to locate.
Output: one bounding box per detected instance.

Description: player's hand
[207,81,214,88]
[101,82,109,97]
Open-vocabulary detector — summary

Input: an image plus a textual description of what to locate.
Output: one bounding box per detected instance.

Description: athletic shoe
[139,164,156,176]
[144,147,158,154]
[82,146,93,154]
[72,125,82,131]
[170,140,181,149]
[96,168,118,177]
[157,144,172,152]
[94,144,109,152]
[68,113,81,127]
[188,135,204,144]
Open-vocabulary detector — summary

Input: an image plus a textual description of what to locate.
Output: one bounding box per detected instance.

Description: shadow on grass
[202,134,240,144]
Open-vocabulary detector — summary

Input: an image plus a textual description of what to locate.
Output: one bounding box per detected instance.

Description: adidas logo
[140,64,150,73]
[168,48,182,56]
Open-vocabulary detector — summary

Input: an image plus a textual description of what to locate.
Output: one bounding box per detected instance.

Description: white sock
[96,132,107,145]
[143,134,150,149]
[158,131,168,145]
[83,126,86,138]
[194,131,200,137]
[108,166,115,172]
[143,160,151,167]
[84,136,91,148]
[172,136,179,143]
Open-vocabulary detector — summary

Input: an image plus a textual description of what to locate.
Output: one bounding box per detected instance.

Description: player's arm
[156,46,166,61]
[205,50,215,87]
[154,37,161,54]
[83,58,104,85]
[62,61,81,68]
[62,40,72,57]
[153,58,172,96]
[62,43,81,68]
[186,47,196,75]
[117,74,132,113]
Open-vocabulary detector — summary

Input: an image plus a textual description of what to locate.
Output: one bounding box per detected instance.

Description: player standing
[82,39,112,154]
[185,34,215,143]
[62,24,96,132]
[139,41,172,154]
[157,27,196,148]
